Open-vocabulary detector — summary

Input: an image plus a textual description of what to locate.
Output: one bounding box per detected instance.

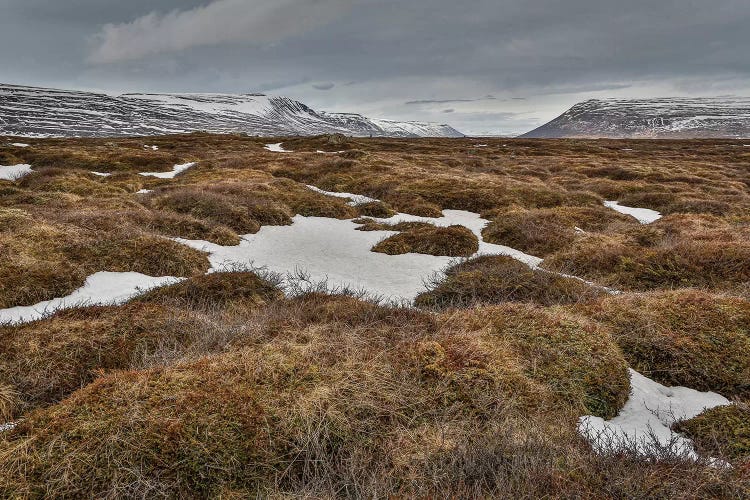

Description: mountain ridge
[0,83,463,138]
[521,97,750,138]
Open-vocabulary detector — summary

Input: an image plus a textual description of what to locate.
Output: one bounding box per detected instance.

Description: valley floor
[0,134,748,497]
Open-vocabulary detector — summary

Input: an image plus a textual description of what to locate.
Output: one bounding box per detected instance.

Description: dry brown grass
[372,224,479,257]
[1,134,750,496]
[416,255,605,309]
[577,289,750,397]
[674,402,750,462]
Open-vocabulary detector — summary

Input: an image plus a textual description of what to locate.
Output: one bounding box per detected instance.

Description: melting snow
[144,144,159,150]
[604,201,662,224]
[265,143,291,153]
[9,143,29,147]
[579,369,730,460]
[139,162,196,179]
[136,189,154,194]
[0,272,182,325]
[176,206,542,302]
[306,185,379,206]
[0,422,17,432]
[90,171,111,177]
[0,164,33,181]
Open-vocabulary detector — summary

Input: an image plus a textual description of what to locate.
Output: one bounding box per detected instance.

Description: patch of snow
[144,144,159,150]
[136,189,154,194]
[90,171,111,177]
[574,226,586,234]
[175,206,543,303]
[604,201,662,224]
[264,143,291,153]
[316,150,346,154]
[579,369,730,459]
[0,164,33,181]
[474,144,488,147]
[306,185,379,206]
[0,422,17,432]
[139,162,196,179]
[0,272,182,325]
[9,143,29,147]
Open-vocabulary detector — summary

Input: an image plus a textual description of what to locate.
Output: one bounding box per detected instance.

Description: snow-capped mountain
[521,98,750,138]
[0,84,463,138]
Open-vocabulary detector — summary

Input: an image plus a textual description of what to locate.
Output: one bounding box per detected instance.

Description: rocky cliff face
[0,84,463,138]
[522,98,750,138]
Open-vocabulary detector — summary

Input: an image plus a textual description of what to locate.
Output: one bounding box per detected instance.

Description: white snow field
[0,272,182,325]
[579,369,730,460]
[176,207,542,302]
[0,164,33,181]
[264,142,292,153]
[139,162,196,179]
[604,201,662,224]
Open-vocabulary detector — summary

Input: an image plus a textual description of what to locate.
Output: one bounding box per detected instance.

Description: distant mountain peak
[0,83,463,138]
[521,97,750,138]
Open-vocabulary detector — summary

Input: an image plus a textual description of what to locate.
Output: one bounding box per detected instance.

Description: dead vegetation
[416,255,605,309]
[371,223,479,256]
[1,134,749,496]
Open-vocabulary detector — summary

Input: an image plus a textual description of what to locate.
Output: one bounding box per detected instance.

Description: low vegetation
[372,224,479,256]
[416,255,605,309]
[674,403,750,462]
[1,134,749,495]
[577,289,750,397]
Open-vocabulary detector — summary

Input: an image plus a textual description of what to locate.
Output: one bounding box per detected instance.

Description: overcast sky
[2,0,749,135]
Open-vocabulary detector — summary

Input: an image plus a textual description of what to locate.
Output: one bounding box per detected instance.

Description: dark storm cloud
[1,0,749,135]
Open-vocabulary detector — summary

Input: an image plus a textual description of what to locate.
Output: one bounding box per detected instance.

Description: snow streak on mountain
[0,84,463,138]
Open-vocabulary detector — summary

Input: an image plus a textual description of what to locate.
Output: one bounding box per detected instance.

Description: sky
[1,0,749,136]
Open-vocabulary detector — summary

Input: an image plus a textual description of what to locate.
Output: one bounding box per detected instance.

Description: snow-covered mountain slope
[0,84,463,138]
[521,98,750,138]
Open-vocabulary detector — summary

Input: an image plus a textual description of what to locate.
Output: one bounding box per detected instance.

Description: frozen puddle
[265,143,292,153]
[139,162,196,179]
[604,201,662,224]
[176,208,542,302]
[0,272,182,325]
[307,185,379,206]
[579,369,730,460]
[0,164,33,181]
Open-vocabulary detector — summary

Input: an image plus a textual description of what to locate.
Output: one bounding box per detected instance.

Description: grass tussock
[578,289,750,397]
[482,206,636,257]
[674,402,750,461]
[416,255,605,309]
[372,224,479,257]
[0,293,643,497]
[136,271,283,311]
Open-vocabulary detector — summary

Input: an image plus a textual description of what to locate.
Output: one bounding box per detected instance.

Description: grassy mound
[443,304,630,419]
[482,206,636,257]
[0,303,201,417]
[0,294,636,497]
[372,224,479,257]
[674,403,750,461]
[136,271,283,310]
[356,200,396,218]
[578,290,750,397]
[543,215,750,292]
[415,255,604,309]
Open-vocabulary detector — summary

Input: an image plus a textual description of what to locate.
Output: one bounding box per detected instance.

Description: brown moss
[372,224,479,257]
[136,271,283,310]
[356,201,396,218]
[444,304,631,419]
[416,255,604,309]
[578,290,750,396]
[482,206,636,257]
[674,403,750,461]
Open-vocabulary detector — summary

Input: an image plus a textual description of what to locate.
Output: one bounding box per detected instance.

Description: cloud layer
[89,0,351,63]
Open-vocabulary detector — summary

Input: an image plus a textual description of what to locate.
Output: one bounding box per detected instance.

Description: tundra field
[0,134,749,497]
